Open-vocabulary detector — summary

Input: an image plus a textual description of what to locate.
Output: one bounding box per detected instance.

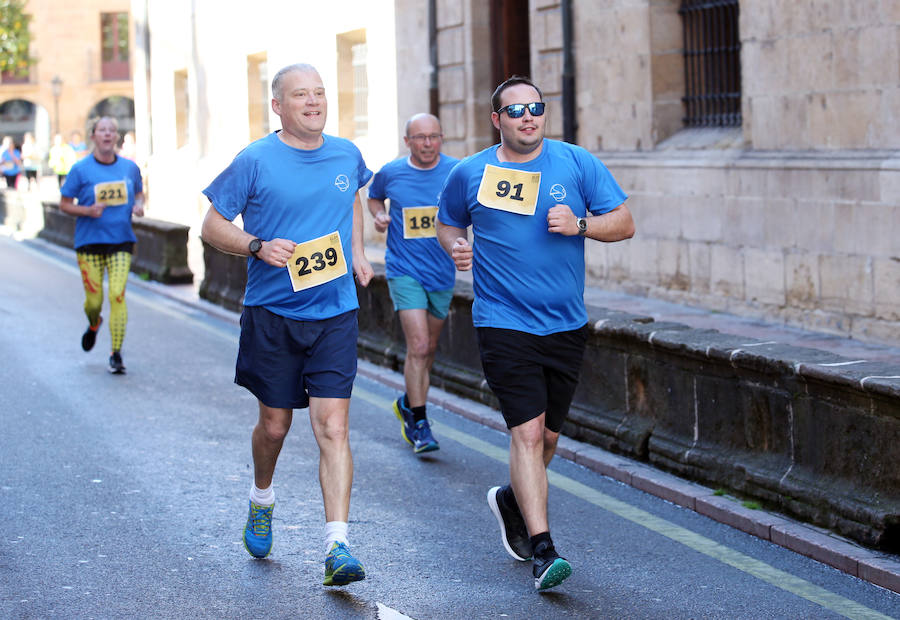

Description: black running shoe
[487,485,532,561]
[532,539,572,591]
[81,317,102,352]
[108,351,126,375]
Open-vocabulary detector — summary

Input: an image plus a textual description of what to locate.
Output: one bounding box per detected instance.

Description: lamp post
[51,76,62,135]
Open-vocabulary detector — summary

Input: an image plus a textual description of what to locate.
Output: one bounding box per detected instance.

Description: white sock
[325,521,349,553]
[250,483,274,506]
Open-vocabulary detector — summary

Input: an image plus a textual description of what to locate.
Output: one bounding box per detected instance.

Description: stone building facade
[0,0,135,151]
[131,0,399,229]
[394,0,900,346]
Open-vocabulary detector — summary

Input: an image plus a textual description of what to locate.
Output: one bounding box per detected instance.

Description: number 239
[295,247,339,276]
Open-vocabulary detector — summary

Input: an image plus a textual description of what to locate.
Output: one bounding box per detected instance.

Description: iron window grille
[679,0,741,127]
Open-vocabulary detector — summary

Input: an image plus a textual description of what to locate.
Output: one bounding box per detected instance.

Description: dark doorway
[490,0,531,89]
[490,0,531,141]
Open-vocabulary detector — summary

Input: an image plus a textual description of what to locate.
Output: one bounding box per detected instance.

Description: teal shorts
[387,275,453,320]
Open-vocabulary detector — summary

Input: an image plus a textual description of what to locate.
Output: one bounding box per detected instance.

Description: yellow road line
[354,385,894,620]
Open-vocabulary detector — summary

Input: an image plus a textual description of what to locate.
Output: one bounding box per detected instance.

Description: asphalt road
[2,234,899,620]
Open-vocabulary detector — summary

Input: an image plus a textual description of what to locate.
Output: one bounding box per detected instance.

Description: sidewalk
[23,235,900,593]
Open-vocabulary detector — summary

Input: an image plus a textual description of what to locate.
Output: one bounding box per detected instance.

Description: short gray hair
[271,63,319,101]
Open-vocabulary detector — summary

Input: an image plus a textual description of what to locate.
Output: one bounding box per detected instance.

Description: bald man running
[368,113,459,454]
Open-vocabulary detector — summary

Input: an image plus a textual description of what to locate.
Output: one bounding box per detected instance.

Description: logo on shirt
[334,174,350,192]
[549,184,567,202]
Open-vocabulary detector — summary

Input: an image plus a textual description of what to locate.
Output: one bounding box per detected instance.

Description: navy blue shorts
[476,325,588,433]
[235,306,359,409]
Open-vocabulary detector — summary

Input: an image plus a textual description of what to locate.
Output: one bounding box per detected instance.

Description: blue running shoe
[412,419,439,454]
[392,396,415,447]
[323,541,366,586]
[243,501,273,559]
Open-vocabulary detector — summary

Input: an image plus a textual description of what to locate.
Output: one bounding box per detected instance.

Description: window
[351,43,369,137]
[0,70,29,85]
[247,53,269,141]
[679,0,741,127]
[336,29,367,140]
[174,69,189,148]
[101,12,130,81]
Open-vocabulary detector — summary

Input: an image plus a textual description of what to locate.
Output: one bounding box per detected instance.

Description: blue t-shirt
[369,153,459,291]
[1,148,21,175]
[438,139,627,335]
[202,132,373,321]
[60,155,143,249]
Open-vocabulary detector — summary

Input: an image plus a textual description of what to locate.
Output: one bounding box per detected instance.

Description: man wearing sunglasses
[367,113,459,455]
[436,76,635,591]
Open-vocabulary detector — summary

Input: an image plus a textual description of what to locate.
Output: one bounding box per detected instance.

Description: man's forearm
[436,221,466,256]
[585,204,635,242]
[367,198,386,217]
[352,192,366,255]
[201,207,253,256]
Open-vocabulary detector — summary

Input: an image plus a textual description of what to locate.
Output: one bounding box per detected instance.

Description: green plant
[139,272,150,281]
[0,1,36,77]
[742,500,761,510]
[713,488,727,496]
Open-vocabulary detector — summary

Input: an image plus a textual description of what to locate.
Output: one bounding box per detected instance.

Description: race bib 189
[475,165,541,216]
[93,181,128,206]
[402,206,438,239]
[287,231,348,292]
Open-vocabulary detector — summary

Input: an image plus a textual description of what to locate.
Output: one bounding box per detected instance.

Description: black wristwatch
[249,238,263,258]
[576,217,587,236]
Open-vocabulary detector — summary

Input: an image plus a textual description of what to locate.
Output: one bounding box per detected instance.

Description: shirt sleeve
[59,163,82,199]
[437,162,471,229]
[354,145,373,190]
[201,151,256,221]
[130,162,144,194]
[580,148,627,216]
[368,167,387,201]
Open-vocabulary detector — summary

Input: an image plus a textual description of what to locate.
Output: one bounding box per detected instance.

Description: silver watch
[576,217,587,235]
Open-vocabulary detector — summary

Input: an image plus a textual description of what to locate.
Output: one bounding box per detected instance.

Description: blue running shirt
[60,155,143,249]
[438,139,627,335]
[203,133,372,321]
[369,153,459,291]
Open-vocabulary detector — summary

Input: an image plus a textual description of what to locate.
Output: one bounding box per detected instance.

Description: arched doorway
[87,96,135,146]
[0,99,51,149]
[0,99,52,176]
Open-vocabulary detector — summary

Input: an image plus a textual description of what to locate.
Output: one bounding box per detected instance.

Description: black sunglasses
[496,102,545,118]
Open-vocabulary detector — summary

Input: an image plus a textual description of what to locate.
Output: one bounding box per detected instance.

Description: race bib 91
[402,206,438,239]
[476,165,541,216]
[93,181,128,206]
[287,231,348,292]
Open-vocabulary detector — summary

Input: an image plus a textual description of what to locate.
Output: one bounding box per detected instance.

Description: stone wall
[595,152,900,345]
[33,196,193,285]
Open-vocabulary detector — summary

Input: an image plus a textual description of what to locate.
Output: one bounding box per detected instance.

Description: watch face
[249,238,262,254]
[577,218,587,232]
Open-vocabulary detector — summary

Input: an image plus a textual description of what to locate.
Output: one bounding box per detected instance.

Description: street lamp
[51,76,63,135]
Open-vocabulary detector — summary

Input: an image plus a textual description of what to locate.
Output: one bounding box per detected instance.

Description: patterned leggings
[77,251,131,352]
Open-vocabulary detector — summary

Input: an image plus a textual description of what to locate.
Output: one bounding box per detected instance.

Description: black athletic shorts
[476,324,588,432]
